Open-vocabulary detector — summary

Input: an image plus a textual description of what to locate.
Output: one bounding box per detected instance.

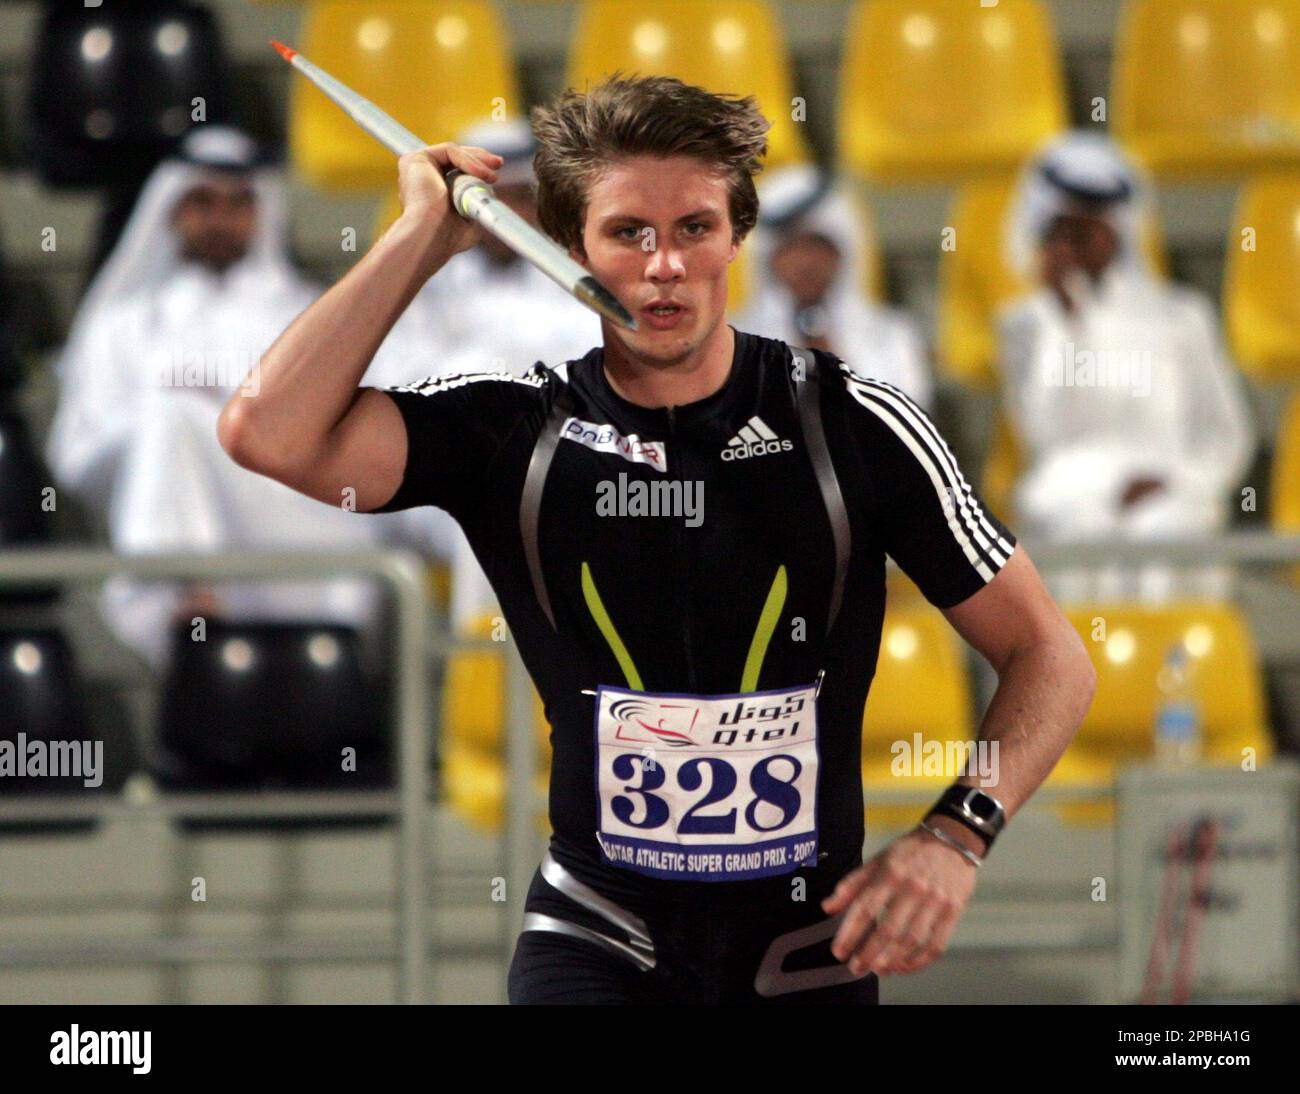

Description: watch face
[967,794,996,821]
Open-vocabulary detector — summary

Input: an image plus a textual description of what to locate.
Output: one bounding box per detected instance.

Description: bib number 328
[594,684,819,882]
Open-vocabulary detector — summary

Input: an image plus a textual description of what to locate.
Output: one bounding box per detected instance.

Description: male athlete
[220,75,1097,1004]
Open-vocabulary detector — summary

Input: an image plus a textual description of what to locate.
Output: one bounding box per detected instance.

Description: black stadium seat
[157,619,391,794]
[0,412,60,607]
[0,627,133,834]
[25,0,234,189]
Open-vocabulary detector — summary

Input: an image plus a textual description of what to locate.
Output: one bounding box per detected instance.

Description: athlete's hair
[530,72,771,254]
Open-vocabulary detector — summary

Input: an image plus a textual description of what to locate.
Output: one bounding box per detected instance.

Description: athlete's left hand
[820,827,978,977]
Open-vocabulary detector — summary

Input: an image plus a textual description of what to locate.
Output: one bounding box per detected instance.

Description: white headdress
[56,126,298,371]
[456,116,537,190]
[1005,130,1152,281]
[743,163,876,308]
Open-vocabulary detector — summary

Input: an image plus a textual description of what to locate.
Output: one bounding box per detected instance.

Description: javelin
[271,41,637,331]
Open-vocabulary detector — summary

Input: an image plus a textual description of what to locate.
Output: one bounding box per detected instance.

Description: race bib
[594,683,820,882]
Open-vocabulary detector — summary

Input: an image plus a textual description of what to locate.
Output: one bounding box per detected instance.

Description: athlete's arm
[217,142,503,511]
[937,545,1096,818]
[820,373,1096,980]
[823,548,1096,979]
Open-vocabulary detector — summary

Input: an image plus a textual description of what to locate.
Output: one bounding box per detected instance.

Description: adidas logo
[721,416,794,461]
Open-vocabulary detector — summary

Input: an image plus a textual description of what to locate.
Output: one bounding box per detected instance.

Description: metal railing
[0,547,434,1003]
[2,534,1299,997]
[1012,532,1300,567]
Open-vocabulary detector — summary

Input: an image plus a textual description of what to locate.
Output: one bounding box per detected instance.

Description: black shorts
[507,848,879,1005]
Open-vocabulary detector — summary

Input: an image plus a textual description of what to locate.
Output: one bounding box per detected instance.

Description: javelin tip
[270,40,298,63]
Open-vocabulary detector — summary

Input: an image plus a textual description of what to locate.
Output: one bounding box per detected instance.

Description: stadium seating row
[440,593,1274,833]
[23,1,1300,190]
[278,0,1300,185]
[2,591,1274,834]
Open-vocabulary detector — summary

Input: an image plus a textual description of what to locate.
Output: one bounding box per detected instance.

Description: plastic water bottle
[1153,643,1202,767]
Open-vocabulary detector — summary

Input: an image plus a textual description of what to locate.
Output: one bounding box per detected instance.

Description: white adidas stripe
[749,415,778,441]
[852,378,1013,569]
[395,369,547,396]
[840,369,1005,548]
[845,371,1013,569]
[840,369,1013,579]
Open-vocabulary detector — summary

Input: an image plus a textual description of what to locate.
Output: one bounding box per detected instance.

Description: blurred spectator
[732,164,933,410]
[375,118,602,629]
[375,117,599,380]
[45,126,442,667]
[998,131,1256,602]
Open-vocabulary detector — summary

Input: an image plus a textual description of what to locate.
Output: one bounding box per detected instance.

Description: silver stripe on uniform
[522,850,657,970]
[521,913,656,972]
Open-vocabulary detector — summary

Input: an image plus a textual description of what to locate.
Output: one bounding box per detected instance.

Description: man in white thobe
[997,131,1256,602]
[731,163,933,411]
[47,126,441,668]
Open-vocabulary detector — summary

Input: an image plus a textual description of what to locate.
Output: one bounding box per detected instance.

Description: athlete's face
[576,154,739,364]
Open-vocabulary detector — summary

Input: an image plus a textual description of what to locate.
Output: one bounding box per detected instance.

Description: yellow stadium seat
[1048,602,1274,823]
[441,611,551,832]
[885,565,926,608]
[862,606,974,832]
[442,742,549,832]
[1224,174,1300,380]
[426,560,451,614]
[1272,391,1300,583]
[937,176,1032,388]
[291,0,519,192]
[567,0,810,170]
[980,412,1023,528]
[838,0,1066,183]
[1113,0,1300,178]
[938,173,1170,388]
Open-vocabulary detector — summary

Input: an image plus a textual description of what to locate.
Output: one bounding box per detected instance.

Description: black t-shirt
[372,326,1017,894]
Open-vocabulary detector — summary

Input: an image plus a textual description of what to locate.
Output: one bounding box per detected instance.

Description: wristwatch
[926,785,1007,852]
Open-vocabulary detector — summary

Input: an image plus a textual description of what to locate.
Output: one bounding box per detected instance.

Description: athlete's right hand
[821,826,978,978]
[396,142,503,260]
